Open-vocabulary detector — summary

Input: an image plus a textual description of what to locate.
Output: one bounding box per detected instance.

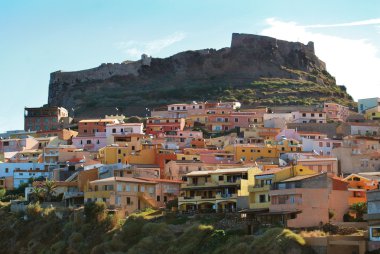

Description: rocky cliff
[48,33,354,117]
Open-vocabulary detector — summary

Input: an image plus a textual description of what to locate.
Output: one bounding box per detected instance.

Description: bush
[26,201,43,219]
[84,201,107,223]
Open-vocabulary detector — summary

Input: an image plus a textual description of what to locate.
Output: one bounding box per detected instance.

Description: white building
[106,123,144,136]
[291,111,327,124]
[302,138,343,155]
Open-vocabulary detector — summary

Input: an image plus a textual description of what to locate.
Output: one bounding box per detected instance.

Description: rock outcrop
[48,33,354,117]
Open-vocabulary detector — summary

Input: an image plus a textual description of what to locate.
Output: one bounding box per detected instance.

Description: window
[134,185,138,192]
[140,186,145,192]
[86,140,91,144]
[164,196,167,202]
[5,168,8,173]
[259,194,266,203]
[112,128,116,133]
[311,113,315,117]
[371,227,380,240]
[115,196,121,205]
[302,113,306,117]
[235,118,238,123]
[117,184,122,191]
[219,175,224,181]
[127,197,131,205]
[157,195,161,202]
[149,187,154,194]
[118,159,121,163]
[84,129,88,133]
[126,184,130,192]
[319,113,323,117]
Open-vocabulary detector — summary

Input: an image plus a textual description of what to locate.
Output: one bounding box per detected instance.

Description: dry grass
[299,230,328,237]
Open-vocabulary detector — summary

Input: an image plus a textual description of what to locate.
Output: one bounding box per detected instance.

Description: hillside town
[0,98,379,252]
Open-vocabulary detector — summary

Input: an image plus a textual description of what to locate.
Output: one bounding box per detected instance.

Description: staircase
[137,192,157,208]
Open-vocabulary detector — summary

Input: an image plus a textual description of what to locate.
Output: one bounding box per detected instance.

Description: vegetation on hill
[0,202,315,254]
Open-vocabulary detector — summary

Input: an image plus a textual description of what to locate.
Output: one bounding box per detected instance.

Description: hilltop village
[1,98,380,253]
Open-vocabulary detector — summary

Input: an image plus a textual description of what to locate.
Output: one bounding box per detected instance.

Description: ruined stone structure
[48,33,353,118]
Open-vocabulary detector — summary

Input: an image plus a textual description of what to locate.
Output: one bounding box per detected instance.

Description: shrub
[26,201,43,219]
[84,201,107,223]
[50,240,67,254]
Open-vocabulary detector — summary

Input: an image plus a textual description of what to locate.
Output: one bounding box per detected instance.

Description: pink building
[0,137,38,153]
[206,112,264,132]
[323,102,349,122]
[269,173,350,228]
[72,132,107,152]
[162,130,203,149]
[137,177,183,208]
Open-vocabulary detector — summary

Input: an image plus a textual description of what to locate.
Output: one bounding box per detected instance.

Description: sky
[0,0,380,132]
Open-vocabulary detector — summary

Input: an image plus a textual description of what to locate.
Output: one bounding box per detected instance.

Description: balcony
[63,191,84,199]
[178,195,216,203]
[249,185,270,192]
[84,190,113,199]
[44,152,59,156]
[216,193,237,200]
[163,188,178,194]
[250,202,271,209]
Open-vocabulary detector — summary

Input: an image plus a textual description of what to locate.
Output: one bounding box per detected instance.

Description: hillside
[48,33,354,117]
[0,202,315,254]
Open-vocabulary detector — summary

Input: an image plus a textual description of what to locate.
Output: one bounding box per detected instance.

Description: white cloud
[116,32,186,58]
[260,18,380,100]
[303,18,380,28]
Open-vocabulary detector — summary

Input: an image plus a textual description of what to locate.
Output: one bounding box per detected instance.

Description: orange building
[343,174,378,205]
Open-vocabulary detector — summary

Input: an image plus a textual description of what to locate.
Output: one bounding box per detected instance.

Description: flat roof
[280,173,320,182]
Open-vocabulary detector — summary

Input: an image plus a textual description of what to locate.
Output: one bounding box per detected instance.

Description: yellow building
[99,143,158,165]
[178,167,261,212]
[176,153,201,161]
[106,133,148,151]
[233,144,279,162]
[98,146,130,164]
[84,177,157,216]
[249,165,316,209]
[186,114,208,125]
[126,144,157,164]
[365,106,380,121]
[265,139,303,153]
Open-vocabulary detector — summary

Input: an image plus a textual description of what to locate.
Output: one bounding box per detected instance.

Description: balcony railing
[63,191,84,199]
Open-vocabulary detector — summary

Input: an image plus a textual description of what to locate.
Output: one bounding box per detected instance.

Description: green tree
[84,201,107,223]
[30,186,45,203]
[350,202,367,221]
[43,179,58,202]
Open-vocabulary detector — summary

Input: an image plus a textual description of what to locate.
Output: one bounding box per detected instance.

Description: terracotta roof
[90,177,155,184]
[136,177,184,184]
[79,119,118,123]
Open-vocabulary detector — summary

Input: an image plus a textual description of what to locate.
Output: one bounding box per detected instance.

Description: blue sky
[1,0,380,132]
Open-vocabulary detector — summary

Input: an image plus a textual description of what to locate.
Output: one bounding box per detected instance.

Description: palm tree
[43,179,57,202]
[30,186,45,203]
